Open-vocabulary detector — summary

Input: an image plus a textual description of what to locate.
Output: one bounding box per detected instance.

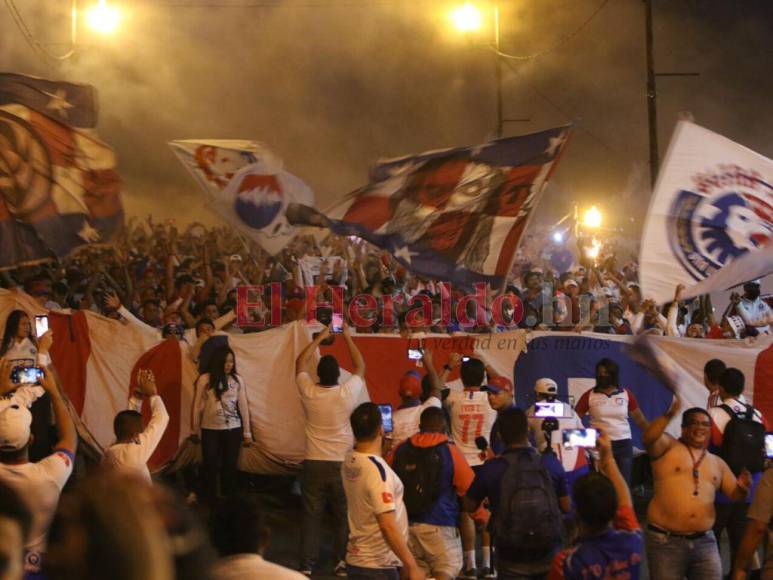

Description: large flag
[289,126,572,288]
[169,140,314,255]
[640,121,772,303]
[0,73,124,269]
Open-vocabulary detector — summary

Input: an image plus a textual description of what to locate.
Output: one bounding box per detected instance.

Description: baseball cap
[0,405,32,451]
[482,376,514,395]
[534,378,558,395]
[399,371,422,399]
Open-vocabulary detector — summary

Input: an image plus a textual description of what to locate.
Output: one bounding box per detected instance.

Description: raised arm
[295,327,330,377]
[597,431,632,508]
[421,349,442,401]
[106,292,158,334]
[40,366,77,454]
[212,309,236,331]
[643,397,680,459]
[342,323,365,377]
[135,370,170,463]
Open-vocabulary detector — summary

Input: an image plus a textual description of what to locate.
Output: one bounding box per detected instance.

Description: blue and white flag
[640,122,772,303]
[169,140,314,254]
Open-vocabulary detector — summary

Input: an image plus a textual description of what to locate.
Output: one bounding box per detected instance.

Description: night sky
[2,0,771,233]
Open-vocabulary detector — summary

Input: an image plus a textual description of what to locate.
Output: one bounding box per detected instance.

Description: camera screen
[535,401,565,418]
[12,366,43,385]
[766,433,773,459]
[408,349,422,360]
[562,429,597,449]
[378,404,393,432]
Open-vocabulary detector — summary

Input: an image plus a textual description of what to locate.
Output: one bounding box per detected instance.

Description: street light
[87,0,120,35]
[582,206,603,229]
[450,3,482,33]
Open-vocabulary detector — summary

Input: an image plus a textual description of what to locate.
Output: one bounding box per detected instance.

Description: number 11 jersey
[445,389,498,467]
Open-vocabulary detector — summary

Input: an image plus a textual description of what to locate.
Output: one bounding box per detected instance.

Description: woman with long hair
[191,346,252,504]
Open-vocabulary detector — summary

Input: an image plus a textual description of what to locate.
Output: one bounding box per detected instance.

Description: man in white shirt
[734,280,772,335]
[391,350,442,449]
[102,369,169,483]
[444,356,498,578]
[211,493,306,580]
[295,323,366,577]
[342,402,424,580]
[0,364,77,577]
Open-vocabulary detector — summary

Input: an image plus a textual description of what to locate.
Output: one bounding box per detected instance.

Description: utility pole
[494,3,503,138]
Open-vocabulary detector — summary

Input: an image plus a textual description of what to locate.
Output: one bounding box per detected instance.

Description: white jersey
[103,396,170,483]
[212,554,306,580]
[297,372,364,461]
[445,389,498,466]
[342,451,408,569]
[391,397,441,447]
[526,404,589,473]
[3,337,50,369]
[0,449,74,573]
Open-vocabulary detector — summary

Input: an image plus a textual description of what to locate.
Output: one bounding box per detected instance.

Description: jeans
[645,527,721,580]
[713,502,750,575]
[201,427,242,505]
[345,565,399,579]
[300,460,348,571]
[612,438,634,488]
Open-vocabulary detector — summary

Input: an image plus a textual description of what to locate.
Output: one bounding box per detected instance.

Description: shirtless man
[643,397,751,580]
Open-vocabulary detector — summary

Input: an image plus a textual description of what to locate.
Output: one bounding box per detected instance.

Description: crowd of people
[0,219,769,340]
[0,218,771,580]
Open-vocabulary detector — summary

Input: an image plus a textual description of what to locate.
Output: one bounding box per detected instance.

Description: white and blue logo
[668,166,772,281]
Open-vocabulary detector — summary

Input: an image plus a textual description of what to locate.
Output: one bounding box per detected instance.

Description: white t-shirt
[708,395,765,434]
[391,397,441,447]
[0,449,74,573]
[342,451,408,569]
[445,389,498,466]
[212,554,306,580]
[192,374,252,438]
[103,396,170,483]
[297,372,364,461]
[3,337,51,369]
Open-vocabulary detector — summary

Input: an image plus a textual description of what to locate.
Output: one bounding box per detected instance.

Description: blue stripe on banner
[514,335,675,449]
[368,455,387,482]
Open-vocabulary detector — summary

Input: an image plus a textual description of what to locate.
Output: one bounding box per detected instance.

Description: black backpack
[393,441,443,518]
[719,403,766,475]
[493,449,564,560]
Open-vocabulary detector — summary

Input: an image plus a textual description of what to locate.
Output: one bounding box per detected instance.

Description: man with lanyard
[526,378,590,492]
[708,368,767,579]
[643,394,751,579]
[0,361,77,579]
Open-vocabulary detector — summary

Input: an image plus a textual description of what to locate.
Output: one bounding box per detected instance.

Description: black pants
[201,427,242,505]
[300,460,348,570]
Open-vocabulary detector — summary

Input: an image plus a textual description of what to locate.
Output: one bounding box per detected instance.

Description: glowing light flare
[450,3,482,33]
[582,206,603,229]
[552,231,564,243]
[586,238,602,260]
[87,0,120,35]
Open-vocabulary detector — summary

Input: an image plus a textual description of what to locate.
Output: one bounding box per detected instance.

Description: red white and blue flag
[0,73,123,269]
[309,126,572,287]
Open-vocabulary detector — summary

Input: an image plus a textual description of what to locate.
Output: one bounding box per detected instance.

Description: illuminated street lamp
[87,0,120,35]
[450,3,482,33]
[582,206,603,229]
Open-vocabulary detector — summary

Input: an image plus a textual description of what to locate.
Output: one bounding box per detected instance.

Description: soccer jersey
[445,389,497,466]
[342,451,408,569]
[392,397,441,447]
[0,448,74,573]
[575,388,639,441]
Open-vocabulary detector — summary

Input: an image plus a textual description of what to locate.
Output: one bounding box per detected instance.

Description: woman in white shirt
[191,346,252,505]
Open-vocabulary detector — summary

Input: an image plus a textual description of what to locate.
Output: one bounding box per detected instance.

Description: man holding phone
[392,350,443,449]
[295,322,366,577]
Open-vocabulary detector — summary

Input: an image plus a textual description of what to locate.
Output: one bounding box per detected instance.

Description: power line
[492,0,610,61]
[4,0,77,63]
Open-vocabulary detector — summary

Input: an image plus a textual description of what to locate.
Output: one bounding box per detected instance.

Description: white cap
[535,378,558,395]
[0,405,32,451]
[564,279,579,288]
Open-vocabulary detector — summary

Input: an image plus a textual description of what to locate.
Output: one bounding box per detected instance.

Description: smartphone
[331,312,344,334]
[562,428,598,449]
[535,401,565,418]
[408,348,423,360]
[766,433,773,459]
[34,315,49,338]
[378,404,393,433]
[11,366,44,385]
[462,356,471,362]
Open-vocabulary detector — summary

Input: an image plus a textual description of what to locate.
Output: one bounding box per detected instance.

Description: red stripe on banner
[48,311,91,415]
[342,195,392,231]
[129,339,182,470]
[753,343,773,422]
[321,336,477,407]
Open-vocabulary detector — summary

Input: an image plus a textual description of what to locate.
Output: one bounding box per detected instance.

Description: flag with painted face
[640,121,772,303]
[0,73,124,269]
[289,126,572,288]
[169,140,315,255]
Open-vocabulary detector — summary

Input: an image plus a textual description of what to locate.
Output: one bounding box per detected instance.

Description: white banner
[640,121,772,303]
